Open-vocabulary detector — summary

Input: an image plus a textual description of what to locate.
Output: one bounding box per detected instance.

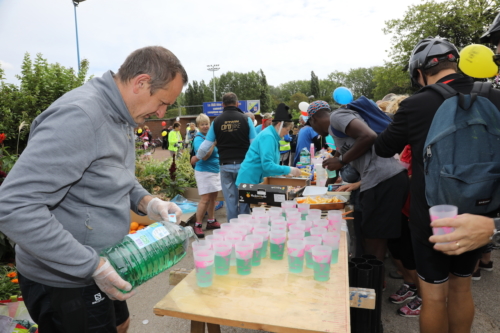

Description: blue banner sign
[203,100,260,117]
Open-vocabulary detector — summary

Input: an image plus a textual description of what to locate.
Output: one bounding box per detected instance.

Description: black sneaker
[479,260,493,272]
[472,269,481,281]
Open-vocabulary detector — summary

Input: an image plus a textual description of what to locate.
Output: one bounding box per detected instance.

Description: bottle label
[126,222,170,249]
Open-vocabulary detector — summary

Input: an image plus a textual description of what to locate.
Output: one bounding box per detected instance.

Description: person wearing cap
[236,103,301,186]
[255,113,273,134]
[307,99,408,261]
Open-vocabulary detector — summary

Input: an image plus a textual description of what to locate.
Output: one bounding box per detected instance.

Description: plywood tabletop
[154,231,350,333]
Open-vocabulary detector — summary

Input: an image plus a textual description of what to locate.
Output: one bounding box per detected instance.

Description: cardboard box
[238,183,288,206]
[261,177,310,187]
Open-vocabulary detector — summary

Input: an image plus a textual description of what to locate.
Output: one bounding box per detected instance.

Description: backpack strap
[421,83,459,99]
[471,81,492,98]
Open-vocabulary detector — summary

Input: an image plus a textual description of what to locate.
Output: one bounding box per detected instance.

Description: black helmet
[480,12,500,45]
[408,37,459,86]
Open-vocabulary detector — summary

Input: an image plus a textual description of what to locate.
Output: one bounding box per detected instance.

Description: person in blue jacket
[236,103,301,186]
[293,117,320,166]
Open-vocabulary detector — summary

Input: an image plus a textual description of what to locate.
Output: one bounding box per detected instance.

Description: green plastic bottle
[100,222,195,291]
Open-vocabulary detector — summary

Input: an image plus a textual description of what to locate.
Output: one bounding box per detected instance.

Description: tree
[277,80,310,102]
[184,80,210,115]
[343,67,379,100]
[310,71,320,100]
[384,0,499,67]
[258,69,272,113]
[0,53,91,154]
[372,63,416,101]
[287,92,309,119]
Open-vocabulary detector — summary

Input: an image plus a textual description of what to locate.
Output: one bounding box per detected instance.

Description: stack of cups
[287,239,306,273]
[312,245,333,281]
[213,241,232,275]
[322,232,340,264]
[313,219,329,229]
[252,226,270,258]
[235,241,253,275]
[297,203,310,213]
[193,248,215,287]
[299,220,313,237]
[308,209,322,220]
[269,207,283,218]
[269,230,287,260]
[310,226,327,237]
[238,214,252,223]
[281,201,296,209]
[304,236,322,268]
[245,235,264,266]
[327,210,343,234]
[286,215,301,227]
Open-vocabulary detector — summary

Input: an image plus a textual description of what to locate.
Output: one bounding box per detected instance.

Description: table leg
[207,323,221,333]
[190,320,205,333]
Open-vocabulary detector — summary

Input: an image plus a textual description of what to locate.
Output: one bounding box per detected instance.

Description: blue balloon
[333,87,353,105]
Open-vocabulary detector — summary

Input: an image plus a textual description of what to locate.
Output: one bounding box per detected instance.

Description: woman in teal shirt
[192,114,221,238]
[236,104,301,186]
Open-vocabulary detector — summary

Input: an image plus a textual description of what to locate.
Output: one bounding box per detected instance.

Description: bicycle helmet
[408,37,459,87]
[480,12,500,46]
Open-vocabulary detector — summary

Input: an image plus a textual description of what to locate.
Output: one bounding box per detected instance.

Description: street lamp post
[207,64,220,102]
[72,0,86,72]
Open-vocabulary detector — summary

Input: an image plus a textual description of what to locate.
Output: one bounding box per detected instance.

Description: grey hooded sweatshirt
[0,71,150,288]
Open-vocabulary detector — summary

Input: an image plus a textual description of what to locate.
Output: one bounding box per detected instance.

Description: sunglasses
[493,54,500,66]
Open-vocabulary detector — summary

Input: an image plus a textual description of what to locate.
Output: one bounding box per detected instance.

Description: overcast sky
[0,0,438,88]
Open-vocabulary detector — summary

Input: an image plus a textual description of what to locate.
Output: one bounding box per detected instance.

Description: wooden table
[154,230,350,333]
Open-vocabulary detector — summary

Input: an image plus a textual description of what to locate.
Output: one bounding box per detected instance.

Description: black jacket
[375,74,500,245]
[213,106,250,164]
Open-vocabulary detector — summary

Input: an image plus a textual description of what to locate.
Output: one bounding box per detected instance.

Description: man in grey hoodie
[0,46,187,333]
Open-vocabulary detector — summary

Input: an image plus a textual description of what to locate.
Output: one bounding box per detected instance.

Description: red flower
[0,171,6,178]
[0,133,5,144]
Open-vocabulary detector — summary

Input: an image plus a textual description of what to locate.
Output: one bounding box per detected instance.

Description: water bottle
[299,147,310,165]
[100,222,195,291]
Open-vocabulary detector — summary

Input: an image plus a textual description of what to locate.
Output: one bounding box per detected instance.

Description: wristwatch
[491,217,500,246]
[338,155,347,166]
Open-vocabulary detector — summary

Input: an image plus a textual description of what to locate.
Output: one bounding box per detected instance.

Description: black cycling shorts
[18,273,129,333]
[411,236,483,284]
[387,214,416,271]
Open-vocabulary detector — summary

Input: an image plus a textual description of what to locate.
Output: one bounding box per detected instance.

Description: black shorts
[359,171,409,239]
[18,273,129,333]
[387,214,416,270]
[411,236,483,284]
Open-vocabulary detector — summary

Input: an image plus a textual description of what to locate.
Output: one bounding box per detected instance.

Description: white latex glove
[147,197,183,224]
[92,258,135,301]
[288,167,302,177]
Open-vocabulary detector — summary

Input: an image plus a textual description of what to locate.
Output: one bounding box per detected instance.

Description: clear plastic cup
[270,216,285,224]
[287,239,306,273]
[192,239,212,252]
[235,241,253,275]
[429,205,457,242]
[310,226,327,237]
[269,230,287,260]
[252,207,266,215]
[255,215,270,225]
[221,223,234,231]
[308,209,322,218]
[271,225,287,234]
[245,235,264,267]
[252,229,270,258]
[225,233,244,266]
[240,222,253,234]
[205,234,224,244]
[313,219,329,228]
[297,203,310,213]
[288,229,305,240]
[298,220,313,237]
[327,210,343,232]
[213,241,232,275]
[286,215,301,227]
[312,245,332,281]
[304,236,323,268]
[254,225,270,232]
[271,219,287,228]
[238,214,253,223]
[270,207,283,215]
[322,232,340,264]
[193,249,215,287]
[229,218,240,224]
[286,208,299,216]
[289,223,306,233]
[281,201,296,209]
[212,229,226,237]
